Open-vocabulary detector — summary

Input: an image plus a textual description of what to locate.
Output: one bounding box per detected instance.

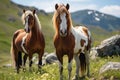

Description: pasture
[0,54,120,80]
[0,0,120,80]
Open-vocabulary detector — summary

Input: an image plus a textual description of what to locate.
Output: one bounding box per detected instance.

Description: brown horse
[11,10,45,73]
[53,3,91,80]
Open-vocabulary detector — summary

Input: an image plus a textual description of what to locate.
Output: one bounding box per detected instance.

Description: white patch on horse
[25,16,29,32]
[21,33,28,53]
[60,13,67,36]
[71,26,89,54]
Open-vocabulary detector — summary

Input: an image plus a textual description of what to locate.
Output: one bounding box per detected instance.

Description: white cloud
[68,0,90,2]
[70,4,98,12]
[100,5,120,17]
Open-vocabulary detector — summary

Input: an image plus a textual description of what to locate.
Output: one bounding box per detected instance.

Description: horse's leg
[28,53,33,72]
[73,54,80,80]
[14,51,19,73]
[56,50,63,80]
[68,52,73,80]
[85,52,90,77]
[59,58,63,80]
[38,49,44,69]
[23,54,28,71]
[18,52,22,68]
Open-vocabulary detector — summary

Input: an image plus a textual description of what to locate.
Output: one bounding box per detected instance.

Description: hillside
[0,0,54,54]
[71,9,120,31]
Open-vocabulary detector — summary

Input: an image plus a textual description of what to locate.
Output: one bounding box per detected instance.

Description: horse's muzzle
[24,28,30,33]
[60,30,67,37]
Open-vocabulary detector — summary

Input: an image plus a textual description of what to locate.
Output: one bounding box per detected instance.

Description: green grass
[0,55,120,80]
[0,0,120,80]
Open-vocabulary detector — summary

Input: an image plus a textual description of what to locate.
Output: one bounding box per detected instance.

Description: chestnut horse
[11,10,45,73]
[53,4,91,80]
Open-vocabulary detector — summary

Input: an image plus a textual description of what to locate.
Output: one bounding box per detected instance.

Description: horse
[10,9,45,73]
[53,3,92,80]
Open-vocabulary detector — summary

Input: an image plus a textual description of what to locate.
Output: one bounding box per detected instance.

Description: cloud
[68,0,90,2]
[100,5,120,17]
[70,4,98,12]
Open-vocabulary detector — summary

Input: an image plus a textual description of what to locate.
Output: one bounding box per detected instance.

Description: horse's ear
[23,9,26,13]
[66,3,69,10]
[55,4,58,10]
[33,9,36,14]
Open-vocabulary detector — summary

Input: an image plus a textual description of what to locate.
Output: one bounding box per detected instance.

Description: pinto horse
[11,10,45,73]
[53,4,91,80]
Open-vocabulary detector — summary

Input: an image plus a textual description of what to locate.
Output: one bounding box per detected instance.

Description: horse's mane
[52,4,73,34]
[21,10,41,32]
[34,14,41,31]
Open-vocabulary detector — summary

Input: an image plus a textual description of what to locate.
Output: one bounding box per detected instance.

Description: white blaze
[60,13,67,34]
[25,16,29,32]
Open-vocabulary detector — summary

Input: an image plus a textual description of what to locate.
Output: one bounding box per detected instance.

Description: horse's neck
[31,25,41,38]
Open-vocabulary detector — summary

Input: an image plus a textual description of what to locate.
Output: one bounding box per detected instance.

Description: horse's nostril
[65,30,67,33]
[60,30,63,34]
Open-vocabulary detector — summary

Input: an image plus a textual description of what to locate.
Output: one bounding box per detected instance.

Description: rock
[45,52,58,64]
[3,64,12,68]
[8,16,16,22]
[90,47,98,60]
[99,62,120,74]
[96,35,120,56]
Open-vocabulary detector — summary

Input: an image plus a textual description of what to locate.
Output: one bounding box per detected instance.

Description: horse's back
[71,26,91,53]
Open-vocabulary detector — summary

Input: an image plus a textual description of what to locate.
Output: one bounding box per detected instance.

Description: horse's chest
[54,35,75,50]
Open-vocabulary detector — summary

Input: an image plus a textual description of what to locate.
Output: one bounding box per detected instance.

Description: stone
[96,35,120,57]
[45,52,58,64]
[90,47,98,60]
[99,62,120,74]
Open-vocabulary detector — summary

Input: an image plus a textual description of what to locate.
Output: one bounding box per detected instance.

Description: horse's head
[22,10,36,33]
[53,3,72,37]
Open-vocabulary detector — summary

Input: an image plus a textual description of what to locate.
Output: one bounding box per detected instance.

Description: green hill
[0,0,55,54]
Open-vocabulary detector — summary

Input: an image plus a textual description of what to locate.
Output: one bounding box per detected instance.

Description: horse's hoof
[72,75,79,80]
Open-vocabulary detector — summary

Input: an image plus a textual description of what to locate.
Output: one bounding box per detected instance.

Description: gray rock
[3,64,12,68]
[96,35,120,56]
[90,47,98,60]
[99,62,120,74]
[45,52,58,64]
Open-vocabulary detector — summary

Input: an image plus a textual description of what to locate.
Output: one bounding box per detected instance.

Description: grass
[0,0,120,80]
[0,55,120,80]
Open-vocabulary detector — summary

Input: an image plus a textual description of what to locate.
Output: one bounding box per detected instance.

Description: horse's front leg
[38,49,44,70]
[28,53,33,72]
[59,58,63,80]
[56,50,63,80]
[23,54,28,71]
[68,51,73,80]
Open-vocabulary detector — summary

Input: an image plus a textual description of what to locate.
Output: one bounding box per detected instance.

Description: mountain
[71,9,120,31]
[0,0,119,54]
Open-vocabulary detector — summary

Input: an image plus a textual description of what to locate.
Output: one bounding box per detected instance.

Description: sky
[12,0,120,17]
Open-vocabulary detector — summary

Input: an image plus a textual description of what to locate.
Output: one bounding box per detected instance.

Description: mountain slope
[71,9,120,31]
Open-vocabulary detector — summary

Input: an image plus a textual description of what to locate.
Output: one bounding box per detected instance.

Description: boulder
[45,52,58,64]
[3,64,12,68]
[96,35,120,57]
[99,62,120,74]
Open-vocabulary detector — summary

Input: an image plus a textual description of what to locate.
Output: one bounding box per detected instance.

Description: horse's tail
[79,53,86,76]
[10,31,19,68]
[10,41,16,68]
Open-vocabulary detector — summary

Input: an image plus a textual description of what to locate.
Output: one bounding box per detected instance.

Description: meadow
[0,0,120,80]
